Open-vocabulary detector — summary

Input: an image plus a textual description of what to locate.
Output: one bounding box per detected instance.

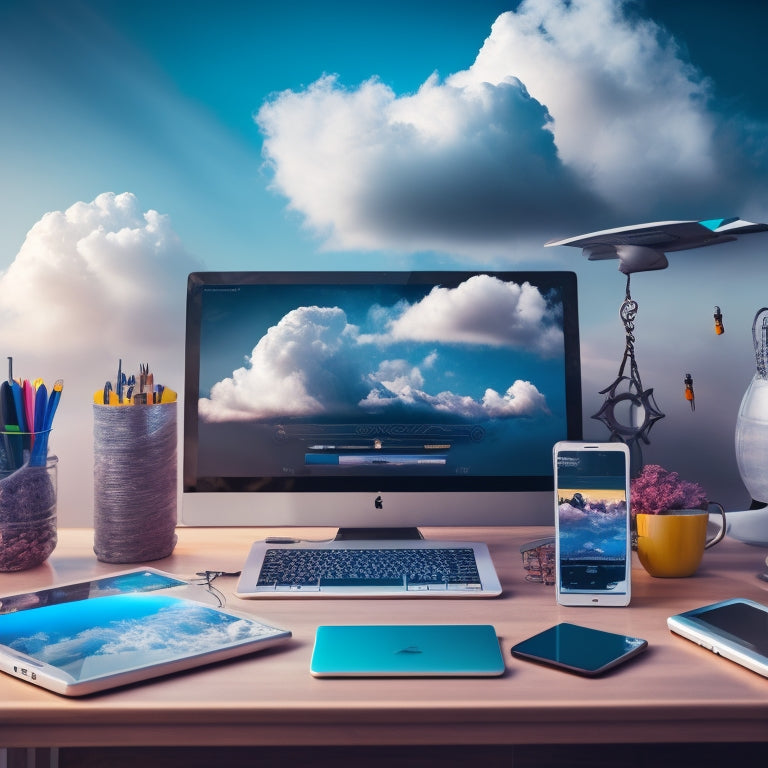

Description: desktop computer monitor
[182,270,582,532]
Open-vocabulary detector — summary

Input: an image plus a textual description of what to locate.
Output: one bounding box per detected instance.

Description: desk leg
[0,748,58,768]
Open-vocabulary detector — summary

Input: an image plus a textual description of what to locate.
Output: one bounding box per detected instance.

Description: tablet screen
[689,601,768,655]
[0,592,291,694]
[0,569,187,615]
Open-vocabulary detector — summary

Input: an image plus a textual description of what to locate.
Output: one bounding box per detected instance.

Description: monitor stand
[334,527,424,541]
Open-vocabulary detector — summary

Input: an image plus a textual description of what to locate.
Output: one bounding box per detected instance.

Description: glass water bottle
[735,308,768,505]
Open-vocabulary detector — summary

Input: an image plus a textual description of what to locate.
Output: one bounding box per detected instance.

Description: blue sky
[3,0,766,270]
[2,0,768,522]
[0,0,518,269]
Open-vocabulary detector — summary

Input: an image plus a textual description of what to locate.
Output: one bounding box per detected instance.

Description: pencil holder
[93,402,177,563]
[0,433,58,572]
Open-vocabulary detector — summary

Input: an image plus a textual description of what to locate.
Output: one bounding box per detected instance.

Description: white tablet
[0,567,206,614]
[0,585,291,696]
[667,598,768,678]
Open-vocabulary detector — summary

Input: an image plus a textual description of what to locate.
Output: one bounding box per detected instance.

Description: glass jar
[0,448,58,571]
[735,374,768,504]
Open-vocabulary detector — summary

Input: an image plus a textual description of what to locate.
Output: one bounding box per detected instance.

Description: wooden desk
[1,526,767,767]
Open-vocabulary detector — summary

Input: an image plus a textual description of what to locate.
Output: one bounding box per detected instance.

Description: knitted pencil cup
[93,402,177,563]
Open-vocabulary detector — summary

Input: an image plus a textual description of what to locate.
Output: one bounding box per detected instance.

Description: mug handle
[705,502,727,549]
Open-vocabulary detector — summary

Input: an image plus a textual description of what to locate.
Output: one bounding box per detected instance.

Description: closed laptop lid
[310,624,505,677]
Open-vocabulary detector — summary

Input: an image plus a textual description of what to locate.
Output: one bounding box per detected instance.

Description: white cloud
[359,374,549,420]
[0,192,201,529]
[256,0,768,257]
[199,305,368,422]
[450,0,721,210]
[383,274,563,356]
[482,380,550,417]
[199,279,555,423]
[0,191,198,359]
[257,71,594,256]
[369,358,426,395]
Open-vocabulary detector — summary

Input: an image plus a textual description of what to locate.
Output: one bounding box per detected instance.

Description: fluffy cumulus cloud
[257,72,596,254]
[0,191,199,360]
[199,305,370,422]
[482,380,550,417]
[256,0,768,257]
[359,364,549,420]
[200,277,555,422]
[381,274,563,355]
[451,0,718,208]
[0,193,201,526]
[558,499,626,523]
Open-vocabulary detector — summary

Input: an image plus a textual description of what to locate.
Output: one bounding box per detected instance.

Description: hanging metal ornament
[592,275,665,474]
[547,215,768,476]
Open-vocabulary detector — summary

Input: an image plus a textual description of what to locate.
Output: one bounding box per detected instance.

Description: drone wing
[546,217,768,274]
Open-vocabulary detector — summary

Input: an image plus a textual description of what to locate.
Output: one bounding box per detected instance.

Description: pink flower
[630,464,707,516]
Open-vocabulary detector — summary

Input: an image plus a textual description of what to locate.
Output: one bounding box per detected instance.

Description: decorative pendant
[591,275,665,475]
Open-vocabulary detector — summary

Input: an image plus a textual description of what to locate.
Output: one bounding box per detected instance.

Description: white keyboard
[236,539,502,598]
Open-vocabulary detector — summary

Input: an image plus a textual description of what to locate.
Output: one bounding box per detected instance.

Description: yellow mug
[636,503,726,578]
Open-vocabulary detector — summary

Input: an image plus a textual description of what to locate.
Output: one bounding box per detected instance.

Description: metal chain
[617,274,642,391]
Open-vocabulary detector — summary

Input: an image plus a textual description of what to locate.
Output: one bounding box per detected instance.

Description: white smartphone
[667,598,768,678]
[553,441,631,606]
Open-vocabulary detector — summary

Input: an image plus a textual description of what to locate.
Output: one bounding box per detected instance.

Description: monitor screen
[182,271,582,529]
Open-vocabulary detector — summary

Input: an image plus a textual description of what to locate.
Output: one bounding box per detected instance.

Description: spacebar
[318,577,404,587]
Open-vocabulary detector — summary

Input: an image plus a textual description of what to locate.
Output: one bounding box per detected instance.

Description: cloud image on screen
[557,494,628,561]
[199,275,561,423]
[0,594,275,682]
[192,275,570,480]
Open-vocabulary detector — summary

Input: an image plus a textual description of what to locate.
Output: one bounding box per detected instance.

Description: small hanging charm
[592,275,665,476]
[684,373,695,411]
[714,306,724,336]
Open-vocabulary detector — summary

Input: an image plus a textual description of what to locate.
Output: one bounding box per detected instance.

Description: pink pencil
[22,379,35,447]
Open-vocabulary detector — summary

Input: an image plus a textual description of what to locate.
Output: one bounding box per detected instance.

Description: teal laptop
[310,624,505,677]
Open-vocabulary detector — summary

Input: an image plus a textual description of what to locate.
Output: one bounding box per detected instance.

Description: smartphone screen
[511,622,648,676]
[554,442,631,606]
